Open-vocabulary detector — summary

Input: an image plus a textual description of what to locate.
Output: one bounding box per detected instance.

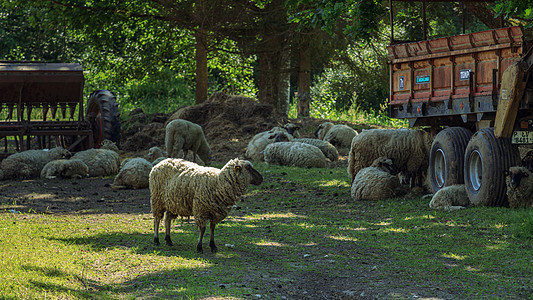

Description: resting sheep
[165,119,211,165]
[245,127,294,161]
[282,123,300,138]
[112,157,153,189]
[292,138,339,162]
[100,139,120,152]
[429,184,470,211]
[149,158,263,253]
[0,147,71,180]
[348,128,435,187]
[263,142,327,168]
[505,166,533,208]
[314,122,358,150]
[350,157,405,201]
[146,146,167,163]
[71,148,121,177]
[40,159,89,179]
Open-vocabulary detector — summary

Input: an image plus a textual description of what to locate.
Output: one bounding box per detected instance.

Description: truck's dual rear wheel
[428,127,519,206]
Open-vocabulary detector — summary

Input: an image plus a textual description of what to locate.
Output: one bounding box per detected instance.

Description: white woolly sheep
[263,142,327,168]
[429,184,470,211]
[245,127,294,161]
[100,139,120,152]
[149,158,263,253]
[314,122,358,150]
[347,128,435,187]
[292,138,339,162]
[71,148,121,177]
[505,166,533,208]
[112,157,153,189]
[0,147,71,180]
[165,119,211,165]
[40,159,89,179]
[350,157,405,201]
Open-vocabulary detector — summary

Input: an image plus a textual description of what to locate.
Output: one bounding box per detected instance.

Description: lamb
[245,127,294,161]
[263,142,327,168]
[0,147,71,180]
[112,157,153,189]
[40,159,89,179]
[314,122,358,150]
[505,166,533,208]
[350,157,405,201]
[146,146,167,163]
[282,123,300,138]
[165,119,211,165]
[429,184,470,211]
[347,128,435,187]
[71,148,121,177]
[100,139,120,152]
[149,158,263,253]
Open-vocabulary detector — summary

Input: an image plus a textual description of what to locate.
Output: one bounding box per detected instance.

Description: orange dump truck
[387,26,533,206]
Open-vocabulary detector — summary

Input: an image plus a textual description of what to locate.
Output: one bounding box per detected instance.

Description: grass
[0,163,532,299]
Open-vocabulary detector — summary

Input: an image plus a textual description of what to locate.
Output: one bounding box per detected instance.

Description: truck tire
[86,90,121,148]
[463,128,520,206]
[428,127,473,193]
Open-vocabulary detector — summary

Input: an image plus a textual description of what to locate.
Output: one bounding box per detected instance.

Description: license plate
[512,131,533,144]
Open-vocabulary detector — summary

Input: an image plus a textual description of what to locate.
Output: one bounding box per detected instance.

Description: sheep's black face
[509,171,527,189]
[245,164,263,185]
[313,126,322,138]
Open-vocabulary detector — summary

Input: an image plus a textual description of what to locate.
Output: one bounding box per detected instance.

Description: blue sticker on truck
[416,75,430,84]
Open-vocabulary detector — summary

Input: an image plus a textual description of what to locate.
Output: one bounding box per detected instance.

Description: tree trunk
[195,29,208,104]
[297,38,311,118]
[257,50,289,117]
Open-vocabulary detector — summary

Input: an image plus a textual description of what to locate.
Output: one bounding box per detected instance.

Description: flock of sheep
[0,118,532,253]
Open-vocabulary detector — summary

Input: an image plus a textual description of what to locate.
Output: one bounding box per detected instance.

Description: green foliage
[494,0,533,24]
[117,68,194,115]
[511,211,533,240]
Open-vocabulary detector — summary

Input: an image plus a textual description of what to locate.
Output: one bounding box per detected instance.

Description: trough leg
[197,225,206,253]
[209,222,218,253]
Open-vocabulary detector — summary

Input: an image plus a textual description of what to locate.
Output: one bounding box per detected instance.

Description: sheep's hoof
[164,235,173,246]
[153,237,160,246]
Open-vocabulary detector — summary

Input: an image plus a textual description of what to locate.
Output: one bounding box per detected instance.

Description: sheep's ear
[234,165,242,172]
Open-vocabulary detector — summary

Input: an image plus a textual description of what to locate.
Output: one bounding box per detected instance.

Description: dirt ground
[0,94,404,299]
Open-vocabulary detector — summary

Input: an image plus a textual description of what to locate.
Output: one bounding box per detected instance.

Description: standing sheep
[429,184,470,211]
[71,148,121,177]
[350,157,405,201]
[0,147,71,180]
[348,128,435,187]
[40,159,89,179]
[314,122,358,150]
[263,142,327,168]
[150,158,263,253]
[112,157,153,189]
[245,127,294,161]
[165,119,211,165]
[505,166,533,208]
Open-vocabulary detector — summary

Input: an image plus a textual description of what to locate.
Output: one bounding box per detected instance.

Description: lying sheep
[245,127,294,161]
[40,159,89,179]
[314,122,358,150]
[505,166,533,208]
[112,157,153,189]
[348,128,435,187]
[283,123,300,138]
[146,146,167,163]
[100,139,120,152]
[150,158,263,253]
[350,157,405,201]
[71,148,121,177]
[292,138,339,162]
[0,147,71,180]
[429,184,470,211]
[165,119,211,165]
[263,142,327,168]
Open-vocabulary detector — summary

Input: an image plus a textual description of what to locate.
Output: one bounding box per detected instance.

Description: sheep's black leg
[209,222,218,253]
[197,225,206,253]
[164,212,176,246]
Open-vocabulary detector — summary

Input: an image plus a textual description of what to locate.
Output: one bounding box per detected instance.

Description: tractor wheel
[86,90,121,148]
[428,127,473,193]
[464,128,520,206]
